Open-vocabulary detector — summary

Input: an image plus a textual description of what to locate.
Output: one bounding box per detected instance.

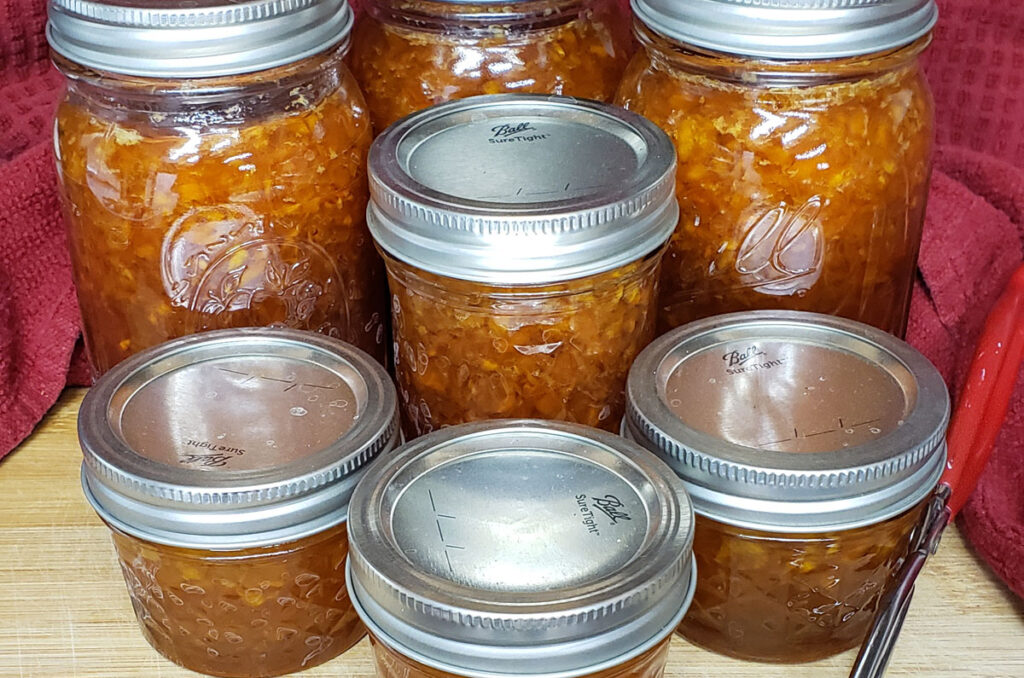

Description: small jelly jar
[368,94,678,437]
[348,0,632,132]
[346,420,696,678]
[77,328,399,677]
[48,0,385,375]
[616,0,937,336]
[624,311,950,663]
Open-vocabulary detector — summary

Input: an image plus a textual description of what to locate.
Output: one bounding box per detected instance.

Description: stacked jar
[366,94,678,436]
[348,0,633,132]
[49,0,386,375]
[617,0,938,336]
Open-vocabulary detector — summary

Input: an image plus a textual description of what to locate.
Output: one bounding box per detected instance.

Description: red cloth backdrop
[1,0,1022,595]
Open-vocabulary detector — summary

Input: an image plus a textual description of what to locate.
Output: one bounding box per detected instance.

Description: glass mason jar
[624,311,950,663]
[368,95,678,437]
[348,0,632,133]
[48,0,386,376]
[77,329,399,677]
[616,0,938,337]
[346,420,696,678]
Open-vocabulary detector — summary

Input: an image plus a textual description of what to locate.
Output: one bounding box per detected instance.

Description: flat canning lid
[367,94,679,285]
[47,0,353,78]
[625,311,949,532]
[79,328,399,550]
[347,420,696,677]
[632,0,937,60]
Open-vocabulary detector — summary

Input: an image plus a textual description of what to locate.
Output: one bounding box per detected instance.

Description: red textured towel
[1,0,1022,596]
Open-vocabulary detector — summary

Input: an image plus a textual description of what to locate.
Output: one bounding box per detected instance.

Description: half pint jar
[348,0,632,133]
[347,420,696,678]
[624,311,949,662]
[616,0,938,336]
[368,94,678,437]
[48,0,386,376]
[78,328,399,677]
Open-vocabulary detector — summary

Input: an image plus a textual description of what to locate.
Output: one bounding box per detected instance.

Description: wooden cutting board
[1,389,1021,678]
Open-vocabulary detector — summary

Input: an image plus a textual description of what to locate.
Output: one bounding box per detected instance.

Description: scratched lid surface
[347,420,695,677]
[78,328,399,549]
[367,94,678,285]
[624,311,949,532]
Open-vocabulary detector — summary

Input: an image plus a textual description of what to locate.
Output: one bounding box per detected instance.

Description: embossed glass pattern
[681,509,924,663]
[368,634,673,678]
[111,523,362,678]
[616,23,934,336]
[348,0,632,133]
[53,47,384,375]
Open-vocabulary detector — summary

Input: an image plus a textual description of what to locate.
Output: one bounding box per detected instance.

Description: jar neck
[364,0,589,32]
[633,19,930,87]
[54,46,348,120]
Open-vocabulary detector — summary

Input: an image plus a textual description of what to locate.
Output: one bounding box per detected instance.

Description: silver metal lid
[47,0,354,78]
[367,94,678,285]
[347,420,695,677]
[79,328,399,549]
[632,0,937,60]
[624,311,949,532]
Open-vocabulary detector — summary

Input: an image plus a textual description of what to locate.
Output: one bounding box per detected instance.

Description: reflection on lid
[663,341,912,454]
[116,354,359,473]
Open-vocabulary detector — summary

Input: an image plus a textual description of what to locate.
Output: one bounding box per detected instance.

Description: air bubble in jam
[289,407,308,417]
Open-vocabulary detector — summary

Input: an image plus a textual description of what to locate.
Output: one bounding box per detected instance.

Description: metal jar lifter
[852,262,1024,677]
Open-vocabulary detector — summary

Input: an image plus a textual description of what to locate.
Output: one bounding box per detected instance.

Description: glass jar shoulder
[349,0,631,130]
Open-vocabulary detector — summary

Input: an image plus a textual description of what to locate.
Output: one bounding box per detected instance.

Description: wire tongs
[849,263,1024,678]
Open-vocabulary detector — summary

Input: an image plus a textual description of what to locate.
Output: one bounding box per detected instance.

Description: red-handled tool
[849,262,1024,678]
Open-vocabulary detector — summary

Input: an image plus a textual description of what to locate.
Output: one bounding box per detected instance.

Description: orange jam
[681,508,925,663]
[77,328,400,677]
[54,48,385,375]
[616,23,934,336]
[386,252,660,437]
[368,633,673,678]
[348,0,632,132]
[111,523,362,677]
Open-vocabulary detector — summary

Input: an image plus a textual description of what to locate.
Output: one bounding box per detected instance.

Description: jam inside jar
[348,0,632,132]
[368,634,673,678]
[77,328,400,677]
[111,523,362,678]
[682,507,925,662]
[386,250,661,437]
[616,4,936,336]
[624,311,951,663]
[50,0,385,375]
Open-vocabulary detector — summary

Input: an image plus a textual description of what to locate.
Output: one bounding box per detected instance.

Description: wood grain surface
[1,388,1022,678]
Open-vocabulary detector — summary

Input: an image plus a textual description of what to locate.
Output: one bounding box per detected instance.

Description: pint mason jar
[346,420,696,678]
[48,0,386,375]
[348,0,632,132]
[368,94,678,437]
[77,329,399,677]
[616,0,938,336]
[624,311,950,662]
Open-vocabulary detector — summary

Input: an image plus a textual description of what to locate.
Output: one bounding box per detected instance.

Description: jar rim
[624,311,950,532]
[631,0,937,61]
[367,94,678,285]
[78,328,400,550]
[47,0,353,78]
